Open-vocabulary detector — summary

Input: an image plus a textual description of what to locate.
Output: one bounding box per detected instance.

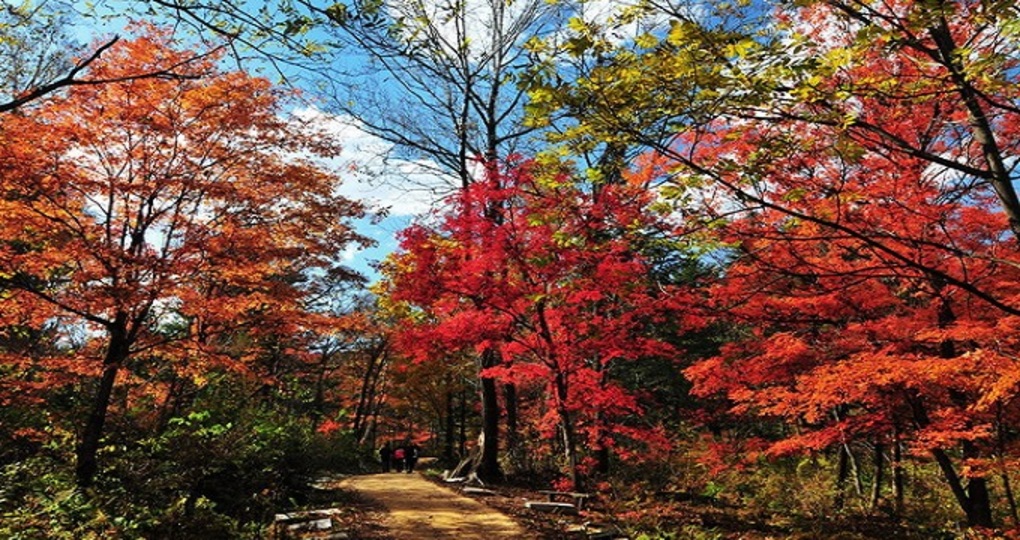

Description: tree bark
[355,342,388,445]
[503,382,519,472]
[1002,472,1019,527]
[459,386,468,458]
[76,321,130,487]
[155,377,182,434]
[998,406,1020,526]
[893,424,905,514]
[443,387,455,464]
[909,386,994,528]
[924,291,994,527]
[477,348,502,481]
[962,440,993,528]
[594,410,610,475]
[311,350,330,427]
[848,445,864,497]
[835,443,850,510]
[553,370,581,490]
[870,442,885,511]
[930,447,993,528]
[926,14,1020,238]
[560,413,580,490]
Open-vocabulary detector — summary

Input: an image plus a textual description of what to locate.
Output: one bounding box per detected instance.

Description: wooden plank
[524,501,579,515]
[536,490,592,509]
[538,490,591,498]
[462,487,498,496]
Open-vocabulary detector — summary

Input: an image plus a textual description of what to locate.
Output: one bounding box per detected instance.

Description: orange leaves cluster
[0,30,367,420]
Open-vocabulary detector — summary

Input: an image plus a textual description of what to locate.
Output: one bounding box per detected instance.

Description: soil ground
[338,472,530,539]
[309,469,936,540]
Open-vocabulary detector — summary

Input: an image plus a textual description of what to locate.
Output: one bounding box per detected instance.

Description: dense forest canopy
[1,0,1019,537]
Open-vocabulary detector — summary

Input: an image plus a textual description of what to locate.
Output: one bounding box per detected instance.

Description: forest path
[339,472,528,539]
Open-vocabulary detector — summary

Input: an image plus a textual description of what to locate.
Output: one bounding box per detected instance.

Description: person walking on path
[405,443,420,473]
[380,442,393,473]
[393,445,406,473]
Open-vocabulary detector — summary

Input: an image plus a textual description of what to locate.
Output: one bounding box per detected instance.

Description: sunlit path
[340,473,527,539]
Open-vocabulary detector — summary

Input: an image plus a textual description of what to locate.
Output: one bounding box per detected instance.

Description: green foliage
[0,370,370,539]
[597,430,984,539]
[732,455,838,518]
[0,0,76,104]
[0,455,128,539]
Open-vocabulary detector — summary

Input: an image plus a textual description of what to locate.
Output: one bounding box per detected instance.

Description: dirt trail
[340,472,528,539]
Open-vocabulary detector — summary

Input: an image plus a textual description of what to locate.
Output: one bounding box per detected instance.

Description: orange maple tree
[0,30,368,486]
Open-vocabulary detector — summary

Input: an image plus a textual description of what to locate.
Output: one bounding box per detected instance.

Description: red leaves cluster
[384,158,691,478]
[679,0,1020,478]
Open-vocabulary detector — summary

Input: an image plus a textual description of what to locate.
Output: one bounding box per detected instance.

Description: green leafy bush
[1,377,370,539]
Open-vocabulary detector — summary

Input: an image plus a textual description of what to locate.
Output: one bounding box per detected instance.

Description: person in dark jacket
[379,442,393,472]
[405,443,420,473]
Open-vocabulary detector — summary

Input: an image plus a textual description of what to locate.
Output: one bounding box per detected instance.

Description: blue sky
[290,107,454,281]
[66,0,661,283]
[68,2,460,283]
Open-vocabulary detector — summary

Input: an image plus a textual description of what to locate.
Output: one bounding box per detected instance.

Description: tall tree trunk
[554,371,581,490]
[832,407,861,506]
[848,444,864,496]
[961,440,993,528]
[443,387,455,464]
[592,355,611,476]
[1001,472,1019,527]
[560,412,580,490]
[459,385,467,457]
[910,387,994,528]
[356,343,388,445]
[931,447,994,528]
[477,348,502,481]
[311,352,330,427]
[594,411,610,476]
[870,442,885,511]
[915,290,995,528]
[155,377,182,433]
[835,443,850,511]
[459,386,468,458]
[76,322,130,487]
[893,422,905,514]
[927,14,1020,237]
[998,406,1020,526]
[361,373,387,447]
[504,382,519,472]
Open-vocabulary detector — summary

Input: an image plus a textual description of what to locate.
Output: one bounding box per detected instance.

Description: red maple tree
[680,30,1020,524]
[383,158,695,488]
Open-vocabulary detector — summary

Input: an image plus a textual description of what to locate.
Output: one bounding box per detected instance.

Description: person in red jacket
[392,445,406,473]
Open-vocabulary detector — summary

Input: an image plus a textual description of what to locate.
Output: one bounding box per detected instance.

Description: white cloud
[571,0,673,41]
[389,0,554,62]
[339,243,361,263]
[389,0,683,57]
[293,107,455,217]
